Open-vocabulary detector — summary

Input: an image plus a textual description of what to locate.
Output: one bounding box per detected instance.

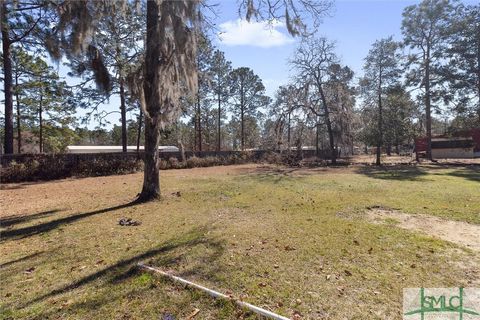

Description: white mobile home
[66,146,179,154]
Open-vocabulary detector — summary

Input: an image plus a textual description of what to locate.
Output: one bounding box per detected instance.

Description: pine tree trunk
[240,80,245,151]
[1,4,14,154]
[138,0,162,202]
[120,78,128,152]
[315,121,319,157]
[39,92,43,153]
[15,71,21,154]
[217,92,221,152]
[193,115,197,151]
[197,93,202,152]
[425,47,432,160]
[376,72,383,166]
[477,39,480,121]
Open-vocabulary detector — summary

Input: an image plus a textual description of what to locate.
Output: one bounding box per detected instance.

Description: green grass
[1,164,479,319]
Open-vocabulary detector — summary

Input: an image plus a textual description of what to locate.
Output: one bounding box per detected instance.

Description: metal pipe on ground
[137,263,291,320]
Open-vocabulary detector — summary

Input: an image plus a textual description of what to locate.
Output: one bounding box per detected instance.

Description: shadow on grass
[22,226,225,310]
[0,181,41,190]
[0,209,62,228]
[439,166,480,183]
[355,165,428,181]
[1,202,137,242]
[239,166,303,184]
[0,251,45,268]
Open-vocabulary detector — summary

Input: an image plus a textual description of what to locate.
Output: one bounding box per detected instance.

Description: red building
[415,128,480,159]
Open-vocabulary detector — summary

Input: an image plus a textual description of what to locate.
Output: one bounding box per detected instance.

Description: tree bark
[140,117,161,201]
[376,70,383,166]
[136,109,142,158]
[476,38,480,121]
[15,70,21,153]
[217,91,221,151]
[240,79,245,151]
[138,0,162,202]
[196,93,202,151]
[120,78,128,152]
[1,3,14,154]
[287,110,291,150]
[39,90,43,153]
[425,47,432,160]
[318,85,336,164]
[315,120,319,157]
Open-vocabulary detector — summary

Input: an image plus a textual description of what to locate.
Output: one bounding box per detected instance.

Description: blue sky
[70,0,476,128]
[213,0,419,97]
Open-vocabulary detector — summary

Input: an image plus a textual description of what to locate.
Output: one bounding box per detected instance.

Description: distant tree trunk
[315,121,320,157]
[1,4,14,154]
[425,47,432,160]
[386,144,391,156]
[196,93,202,151]
[318,85,336,164]
[179,139,186,162]
[193,115,197,151]
[136,109,143,157]
[119,78,128,152]
[240,80,245,151]
[217,91,221,151]
[477,40,480,122]
[376,71,383,166]
[15,71,21,154]
[39,91,43,153]
[287,111,291,150]
[138,0,162,202]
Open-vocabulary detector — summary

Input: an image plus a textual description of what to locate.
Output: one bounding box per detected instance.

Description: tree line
[1,0,479,199]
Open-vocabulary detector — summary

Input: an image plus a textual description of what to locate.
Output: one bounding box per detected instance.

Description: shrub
[1,155,143,183]
[261,151,283,164]
[168,156,183,169]
[73,157,143,177]
[159,159,169,170]
[186,156,203,168]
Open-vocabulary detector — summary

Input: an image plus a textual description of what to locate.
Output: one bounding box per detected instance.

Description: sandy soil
[366,208,480,252]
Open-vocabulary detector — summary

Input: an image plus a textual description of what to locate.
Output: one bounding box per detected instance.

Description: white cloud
[218,19,294,48]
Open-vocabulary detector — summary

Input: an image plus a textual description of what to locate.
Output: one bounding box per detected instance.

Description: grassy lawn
[1,164,479,319]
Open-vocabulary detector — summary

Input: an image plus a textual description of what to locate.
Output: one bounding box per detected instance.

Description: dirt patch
[366,208,480,252]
